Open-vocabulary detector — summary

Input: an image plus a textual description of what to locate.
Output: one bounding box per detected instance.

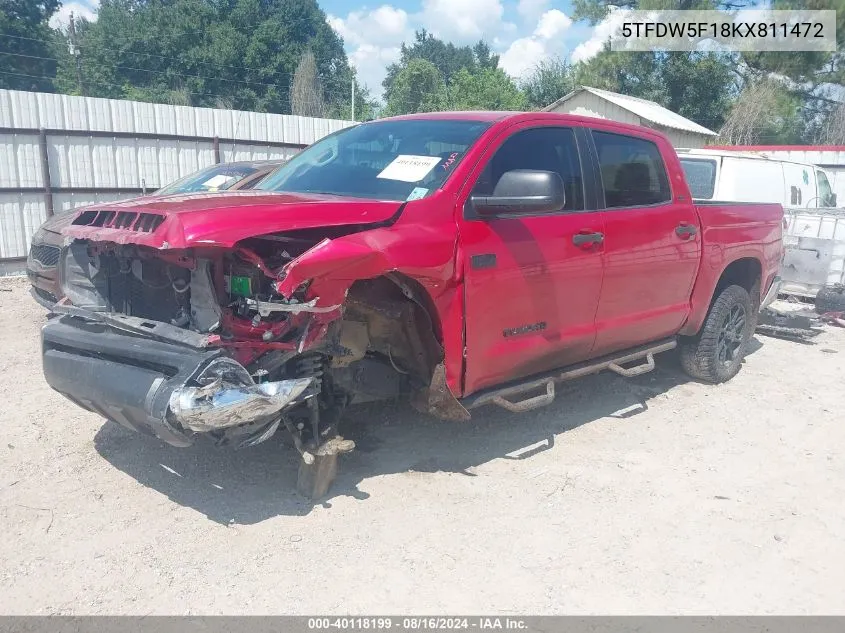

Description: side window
[817,171,834,206]
[680,158,716,199]
[473,127,585,211]
[593,131,671,208]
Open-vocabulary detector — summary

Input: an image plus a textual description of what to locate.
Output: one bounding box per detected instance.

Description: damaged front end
[42,222,462,495]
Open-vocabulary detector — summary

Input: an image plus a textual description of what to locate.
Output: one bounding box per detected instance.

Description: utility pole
[68,12,84,96]
[351,75,355,122]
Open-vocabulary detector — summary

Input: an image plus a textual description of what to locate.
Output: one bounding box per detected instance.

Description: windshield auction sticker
[378,155,442,182]
[609,9,836,53]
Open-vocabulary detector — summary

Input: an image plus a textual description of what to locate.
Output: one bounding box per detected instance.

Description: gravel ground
[1,275,844,615]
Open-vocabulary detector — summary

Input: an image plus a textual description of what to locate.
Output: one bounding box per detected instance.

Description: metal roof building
[544,86,717,148]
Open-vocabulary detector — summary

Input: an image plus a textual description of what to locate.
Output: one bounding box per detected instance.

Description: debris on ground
[756,300,824,341]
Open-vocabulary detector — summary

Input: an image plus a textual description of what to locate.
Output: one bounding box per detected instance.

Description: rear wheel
[680,284,753,383]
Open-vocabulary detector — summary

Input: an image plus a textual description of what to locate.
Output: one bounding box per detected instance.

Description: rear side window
[680,158,717,199]
[593,131,671,208]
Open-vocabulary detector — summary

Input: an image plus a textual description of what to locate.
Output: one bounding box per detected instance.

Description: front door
[458,124,605,395]
[588,129,701,356]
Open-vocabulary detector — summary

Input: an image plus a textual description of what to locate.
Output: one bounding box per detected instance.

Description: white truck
[678,148,838,209]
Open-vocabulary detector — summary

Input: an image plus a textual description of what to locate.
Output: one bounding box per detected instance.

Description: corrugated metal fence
[0,89,353,260]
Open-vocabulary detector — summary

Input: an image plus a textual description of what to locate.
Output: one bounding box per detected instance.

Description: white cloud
[328,5,409,48]
[571,7,632,63]
[349,44,403,96]
[419,0,505,43]
[499,38,548,78]
[49,0,99,30]
[499,9,572,78]
[328,5,414,97]
[535,9,572,39]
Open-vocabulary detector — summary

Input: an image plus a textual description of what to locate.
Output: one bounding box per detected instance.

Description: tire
[815,284,845,315]
[680,284,754,384]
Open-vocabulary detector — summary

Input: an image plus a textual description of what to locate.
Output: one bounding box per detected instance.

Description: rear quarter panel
[680,201,783,336]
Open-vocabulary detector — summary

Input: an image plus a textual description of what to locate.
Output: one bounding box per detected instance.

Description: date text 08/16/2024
[307,618,528,630]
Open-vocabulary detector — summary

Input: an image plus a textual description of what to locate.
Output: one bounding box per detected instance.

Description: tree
[572,0,752,24]
[718,79,803,145]
[571,0,844,143]
[449,67,526,111]
[383,59,447,116]
[290,48,325,117]
[520,58,575,110]
[383,30,498,96]
[54,0,354,114]
[0,0,62,92]
[573,46,736,131]
[817,101,845,145]
[740,0,845,135]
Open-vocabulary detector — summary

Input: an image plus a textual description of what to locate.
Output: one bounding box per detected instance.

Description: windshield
[680,158,717,199]
[156,164,260,196]
[256,119,491,201]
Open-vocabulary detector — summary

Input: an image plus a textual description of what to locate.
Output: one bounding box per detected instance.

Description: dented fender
[276,226,457,309]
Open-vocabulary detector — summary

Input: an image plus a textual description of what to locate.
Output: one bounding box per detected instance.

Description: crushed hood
[59,191,404,249]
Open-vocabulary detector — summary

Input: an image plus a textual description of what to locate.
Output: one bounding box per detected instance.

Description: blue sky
[52,0,611,98]
[324,0,605,95]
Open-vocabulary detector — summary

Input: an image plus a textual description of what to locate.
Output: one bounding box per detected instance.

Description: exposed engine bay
[44,231,457,495]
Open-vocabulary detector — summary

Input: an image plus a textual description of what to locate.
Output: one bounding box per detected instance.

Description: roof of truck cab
[376,111,672,138]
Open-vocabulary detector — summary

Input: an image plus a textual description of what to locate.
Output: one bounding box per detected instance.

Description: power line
[0,51,298,92]
[0,32,356,97]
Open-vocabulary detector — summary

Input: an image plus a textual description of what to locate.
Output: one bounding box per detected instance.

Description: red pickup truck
[40,112,783,497]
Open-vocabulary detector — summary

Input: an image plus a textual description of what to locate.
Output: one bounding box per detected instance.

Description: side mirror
[471,169,565,216]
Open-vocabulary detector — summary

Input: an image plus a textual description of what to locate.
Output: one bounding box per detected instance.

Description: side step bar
[463,338,677,413]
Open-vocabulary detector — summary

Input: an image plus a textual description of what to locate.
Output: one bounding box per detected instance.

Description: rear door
[458,123,605,395]
[588,129,701,356]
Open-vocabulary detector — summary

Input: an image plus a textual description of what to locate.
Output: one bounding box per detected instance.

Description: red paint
[61,111,783,400]
[583,119,702,357]
[62,191,404,249]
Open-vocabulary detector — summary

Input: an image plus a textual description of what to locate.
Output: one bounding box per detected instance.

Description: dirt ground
[1,274,844,615]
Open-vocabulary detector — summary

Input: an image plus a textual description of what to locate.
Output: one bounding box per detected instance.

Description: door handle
[675,223,698,238]
[572,231,604,247]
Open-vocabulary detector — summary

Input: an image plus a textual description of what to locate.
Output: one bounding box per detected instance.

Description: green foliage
[520,58,576,111]
[574,48,736,131]
[381,31,522,115]
[0,0,63,92]
[570,0,843,143]
[53,0,353,114]
[383,58,447,116]
[382,29,499,96]
[571,0,751,25]
[742,0,845,101]
[0,0,839,146]
[449,67,526,111]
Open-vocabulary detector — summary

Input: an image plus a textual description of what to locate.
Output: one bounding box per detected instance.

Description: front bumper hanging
[41,314,313,447]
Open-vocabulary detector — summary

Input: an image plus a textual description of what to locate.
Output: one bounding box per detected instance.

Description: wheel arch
[680,255,762,336]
